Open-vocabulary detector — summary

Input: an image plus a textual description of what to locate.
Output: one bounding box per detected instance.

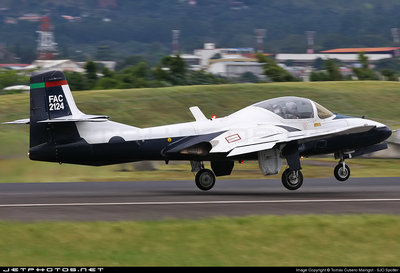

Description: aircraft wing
[209,124,376,157]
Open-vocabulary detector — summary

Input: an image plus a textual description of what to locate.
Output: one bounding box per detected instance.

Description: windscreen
[254,97,314,119]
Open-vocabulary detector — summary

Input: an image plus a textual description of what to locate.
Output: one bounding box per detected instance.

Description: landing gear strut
[334,161,350,181]
[281,168,303,190]
[333,152,351,181]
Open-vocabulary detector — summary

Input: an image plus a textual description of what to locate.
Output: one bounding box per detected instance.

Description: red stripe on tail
[45,80,68,87]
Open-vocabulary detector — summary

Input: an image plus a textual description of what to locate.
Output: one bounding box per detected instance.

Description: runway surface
[0,177,399,221]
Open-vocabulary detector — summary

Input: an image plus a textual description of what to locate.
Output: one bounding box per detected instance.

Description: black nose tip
[378,126,392,141]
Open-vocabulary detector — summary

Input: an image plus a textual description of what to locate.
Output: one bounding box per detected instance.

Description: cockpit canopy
[254,97,333,120]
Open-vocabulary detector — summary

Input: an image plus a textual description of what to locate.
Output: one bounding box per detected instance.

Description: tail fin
[4,70,109,164]
[29,70,83,148]
[29,70,108,148]
[30,70,84,122]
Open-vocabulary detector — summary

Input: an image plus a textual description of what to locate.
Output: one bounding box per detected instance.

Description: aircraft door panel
[258,148,282,175]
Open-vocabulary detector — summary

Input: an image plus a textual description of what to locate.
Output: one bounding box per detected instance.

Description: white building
[77,61,117,71]
[194,43,255,68]
[25,59,85,73]
[3,85,30,92]
[208,61,264,78]
[275,53,392,65]
[180,54,201,70]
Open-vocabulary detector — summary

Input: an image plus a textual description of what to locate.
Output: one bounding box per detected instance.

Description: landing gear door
[258,148,282,175]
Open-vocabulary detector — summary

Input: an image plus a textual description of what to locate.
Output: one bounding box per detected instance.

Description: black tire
[281,169,303,190]
[195,169,216,191]
[334,163,350,181]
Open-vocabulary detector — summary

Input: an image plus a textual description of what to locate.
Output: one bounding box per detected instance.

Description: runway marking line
[1,198,400,208]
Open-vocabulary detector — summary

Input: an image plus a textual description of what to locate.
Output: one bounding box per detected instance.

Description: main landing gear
[281,168,303,190]
[195,169,216,191]
[191,161,216,191]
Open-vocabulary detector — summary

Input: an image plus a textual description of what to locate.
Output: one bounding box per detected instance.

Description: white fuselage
[75,103,387,153]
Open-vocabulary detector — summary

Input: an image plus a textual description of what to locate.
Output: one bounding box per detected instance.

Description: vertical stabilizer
[30,70,84,121]
[29,70,82,147]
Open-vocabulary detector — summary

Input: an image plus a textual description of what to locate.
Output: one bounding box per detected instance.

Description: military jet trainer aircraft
[5,70,392,191]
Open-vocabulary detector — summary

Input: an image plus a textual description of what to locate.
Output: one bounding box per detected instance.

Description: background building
[208,61,264,78]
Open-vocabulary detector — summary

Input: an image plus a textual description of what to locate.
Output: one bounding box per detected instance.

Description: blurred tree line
[65,55,227,91]
[256,53,298,82]
[309,53,397,81]
[0,70,29,94]
[2,53,400,95]
[255,52,399,82]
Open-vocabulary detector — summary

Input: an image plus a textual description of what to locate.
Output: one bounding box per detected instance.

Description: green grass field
[1,81,400,266]
[0,215,399,266]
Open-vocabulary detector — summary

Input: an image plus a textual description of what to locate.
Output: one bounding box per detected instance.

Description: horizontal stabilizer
[189,106,207,121]
[3,118,30,125]
[37,114,109,123]
[4,115,109,125]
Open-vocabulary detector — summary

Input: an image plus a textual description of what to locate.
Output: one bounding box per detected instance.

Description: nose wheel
[281,169,303,190]
[334,161,350,181]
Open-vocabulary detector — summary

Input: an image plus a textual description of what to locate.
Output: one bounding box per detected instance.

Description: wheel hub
[200,173,213,187]
[288,172,299,185]
[338,167,348,178]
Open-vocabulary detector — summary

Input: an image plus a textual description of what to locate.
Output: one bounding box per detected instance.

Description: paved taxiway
[0,177,399,221]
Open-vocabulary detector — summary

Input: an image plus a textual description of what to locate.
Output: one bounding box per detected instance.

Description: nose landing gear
[334,161,351,181]
[333,152,351,181]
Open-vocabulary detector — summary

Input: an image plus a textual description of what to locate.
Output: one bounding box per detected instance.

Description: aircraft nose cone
[377,126,392,142]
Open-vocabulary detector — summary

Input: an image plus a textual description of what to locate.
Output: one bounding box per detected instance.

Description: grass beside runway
[1,157,400,183]
[0,214,399,266]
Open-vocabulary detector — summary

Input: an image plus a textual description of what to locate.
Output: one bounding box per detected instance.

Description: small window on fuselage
[315,102,334,119]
